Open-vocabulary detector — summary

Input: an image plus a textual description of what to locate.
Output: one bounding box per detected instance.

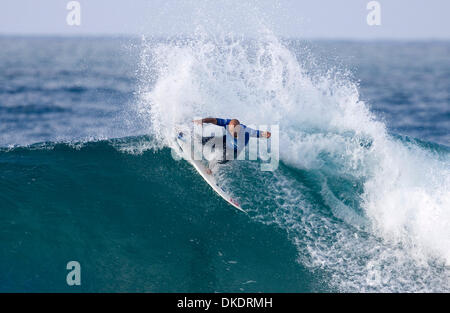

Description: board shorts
[201,135,231,164]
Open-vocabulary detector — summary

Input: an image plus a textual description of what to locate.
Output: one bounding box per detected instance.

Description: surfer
[193,118,271,174]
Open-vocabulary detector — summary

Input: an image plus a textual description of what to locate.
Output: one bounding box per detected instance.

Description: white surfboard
[174,131,246,213]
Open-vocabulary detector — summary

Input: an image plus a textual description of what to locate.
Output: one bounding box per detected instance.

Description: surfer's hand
[193,119,203,125]
[261,131,271,138]
[206,168,212,175]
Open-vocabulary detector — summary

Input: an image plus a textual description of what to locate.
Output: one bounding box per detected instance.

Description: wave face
[136,30,450,292]
[0,135,448,292]
[0,139,319,292]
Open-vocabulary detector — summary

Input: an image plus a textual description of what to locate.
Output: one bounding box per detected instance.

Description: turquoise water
[0,139,321,292]
[0,35,449,292]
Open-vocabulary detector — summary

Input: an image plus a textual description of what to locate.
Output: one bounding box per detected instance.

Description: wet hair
[230,119,240,126]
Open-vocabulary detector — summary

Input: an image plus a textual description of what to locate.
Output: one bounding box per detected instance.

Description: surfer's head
[228,119,241,138]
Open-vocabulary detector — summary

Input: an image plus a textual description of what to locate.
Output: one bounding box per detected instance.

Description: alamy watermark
[66,1,81,26]
[66,261,81,286]
[367,1,381,26]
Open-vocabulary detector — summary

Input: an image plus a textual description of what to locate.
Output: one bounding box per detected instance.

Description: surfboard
[174,131,246,213]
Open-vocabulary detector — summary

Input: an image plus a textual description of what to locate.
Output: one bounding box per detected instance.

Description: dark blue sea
[0,35,449,292]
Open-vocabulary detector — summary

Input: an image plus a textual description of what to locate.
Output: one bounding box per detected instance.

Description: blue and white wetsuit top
[216,118,261,158]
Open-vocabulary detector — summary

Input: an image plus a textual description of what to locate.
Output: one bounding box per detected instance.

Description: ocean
[0,35,449,292]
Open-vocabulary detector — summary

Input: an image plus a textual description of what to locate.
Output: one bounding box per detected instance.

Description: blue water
[0,36,449,292]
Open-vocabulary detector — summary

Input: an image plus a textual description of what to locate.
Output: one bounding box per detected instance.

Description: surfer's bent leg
[217,135,229,164]
[206,135,229,172]
[201,136,215,145]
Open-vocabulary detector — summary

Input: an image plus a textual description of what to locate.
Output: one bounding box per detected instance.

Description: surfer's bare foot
[206,168,212,175]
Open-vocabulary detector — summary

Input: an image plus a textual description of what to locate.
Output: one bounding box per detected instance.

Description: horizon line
[1,33,449,42]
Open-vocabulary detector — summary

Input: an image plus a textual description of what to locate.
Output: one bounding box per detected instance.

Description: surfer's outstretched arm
[193,118,218,125]
[245,126,271,138]
[193,118,234,127]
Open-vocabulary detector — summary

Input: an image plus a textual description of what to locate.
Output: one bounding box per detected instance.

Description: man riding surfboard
[193,118,271,174]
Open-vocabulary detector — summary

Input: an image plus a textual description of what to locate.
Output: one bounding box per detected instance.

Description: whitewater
[134,27,450,292]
